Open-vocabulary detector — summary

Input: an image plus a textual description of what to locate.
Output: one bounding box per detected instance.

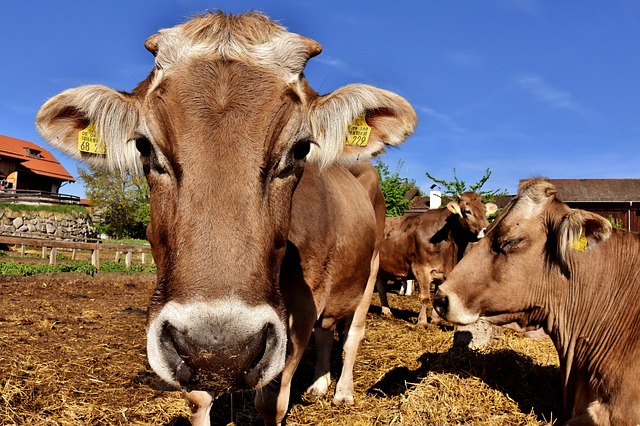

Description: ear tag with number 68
[78,123,107,155]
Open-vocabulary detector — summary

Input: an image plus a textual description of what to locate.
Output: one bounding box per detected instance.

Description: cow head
[36,12,416,393]
[434,178,611,327]
[446,192,498,239]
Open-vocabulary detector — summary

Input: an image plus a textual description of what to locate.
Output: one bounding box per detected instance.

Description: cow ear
[36,85,142,174]
[485,202,498,217]
[556,209,612,275]
[308,84,417,167]
[447,201,463,217]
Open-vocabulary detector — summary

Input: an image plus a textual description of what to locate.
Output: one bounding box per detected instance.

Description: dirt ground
[0,274,562,425]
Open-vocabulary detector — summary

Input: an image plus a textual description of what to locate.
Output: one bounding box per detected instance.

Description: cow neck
[546,230,640,417]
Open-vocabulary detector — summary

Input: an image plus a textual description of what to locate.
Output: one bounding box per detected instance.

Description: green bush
[0,260,96,276]
[0,259,155,275]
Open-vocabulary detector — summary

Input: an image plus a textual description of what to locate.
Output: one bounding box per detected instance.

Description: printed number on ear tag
[345,116,371,147]
[572,234,588,252]
[78,123,107,155]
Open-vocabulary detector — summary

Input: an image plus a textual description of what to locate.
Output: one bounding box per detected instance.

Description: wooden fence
[0,235,153,269]
[0,189,81,205]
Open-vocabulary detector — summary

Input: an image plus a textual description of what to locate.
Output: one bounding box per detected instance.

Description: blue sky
[1,1,639,198]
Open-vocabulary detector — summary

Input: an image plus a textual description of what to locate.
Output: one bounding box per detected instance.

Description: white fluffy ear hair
[307,84,417,167]
[36,85,142,175]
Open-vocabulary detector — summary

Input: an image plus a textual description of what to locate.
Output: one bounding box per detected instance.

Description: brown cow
[376,192,497,326]
[434,178,640,425]
[35,11,416,426]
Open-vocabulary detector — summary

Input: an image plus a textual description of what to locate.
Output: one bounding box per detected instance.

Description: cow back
[284,162,380,327]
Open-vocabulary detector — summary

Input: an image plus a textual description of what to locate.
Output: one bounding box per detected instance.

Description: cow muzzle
[146,300,287,393]
[433,287,480,325]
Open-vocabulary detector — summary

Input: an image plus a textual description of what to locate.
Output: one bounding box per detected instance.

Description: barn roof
[0,134,75,182]
[541,179,640,202]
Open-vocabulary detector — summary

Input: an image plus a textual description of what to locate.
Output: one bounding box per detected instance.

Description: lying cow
[376,192,497,326]
[434,178,640,424]
[36,11,416,426]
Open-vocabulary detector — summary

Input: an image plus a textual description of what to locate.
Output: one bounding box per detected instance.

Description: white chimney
[429,190,442,209]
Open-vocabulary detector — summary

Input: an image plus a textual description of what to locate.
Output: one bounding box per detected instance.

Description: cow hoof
[381,306,394,318]
[428,315,441,326]
[306,374,330,397]
[332,395,355,406]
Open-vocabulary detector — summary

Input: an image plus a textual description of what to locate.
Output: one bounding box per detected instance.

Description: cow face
[446,192,498,239]
[36,12,416,393]
[434,179,611,327]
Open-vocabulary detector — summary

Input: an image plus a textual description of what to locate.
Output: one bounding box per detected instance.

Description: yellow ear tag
[345,116,371,147]
[78,123,107,155]
[571,232,588,252]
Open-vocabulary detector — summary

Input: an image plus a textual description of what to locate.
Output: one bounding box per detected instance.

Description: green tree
[425,168,507,204]
[375,160,418,217]
[78,166,150,239]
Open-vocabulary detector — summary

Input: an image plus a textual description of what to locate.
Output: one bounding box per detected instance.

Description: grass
[0,202,90,216]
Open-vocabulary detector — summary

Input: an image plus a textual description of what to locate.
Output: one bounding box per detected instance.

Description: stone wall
[0,207,97,241]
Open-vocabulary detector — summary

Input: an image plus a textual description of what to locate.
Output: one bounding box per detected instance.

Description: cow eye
[292,139,312,161]
[272,139,313,179]
[499,237,524,253]
[135,136,168,175]
[135,137,153,157]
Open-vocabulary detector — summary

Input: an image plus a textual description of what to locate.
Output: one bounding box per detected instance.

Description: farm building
[0,134,77,204]
[403,178,640,233]
[546,178,640,233]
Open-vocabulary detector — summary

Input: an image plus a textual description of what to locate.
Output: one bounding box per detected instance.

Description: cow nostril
[433,293,449,316]
[247,324,270,372]
[243,323,273,387]
[175,359,191,385]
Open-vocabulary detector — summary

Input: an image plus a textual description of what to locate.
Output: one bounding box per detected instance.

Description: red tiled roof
[0,134,75,182]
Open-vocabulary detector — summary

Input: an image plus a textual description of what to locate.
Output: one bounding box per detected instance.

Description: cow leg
[183,390,213,426]
[334,253,379,405]
[412,268,433,327]
[305,327,334,396]
[254,322,314,425]
[429,271,446,325]
[375,276,393,317]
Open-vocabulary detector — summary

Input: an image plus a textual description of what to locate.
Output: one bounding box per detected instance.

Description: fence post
[125,251,133,269]
[49,247,57,265]
[91,249,100,269]
[21,245,26,257]
[115,250,121,262]
[41,246,47,259]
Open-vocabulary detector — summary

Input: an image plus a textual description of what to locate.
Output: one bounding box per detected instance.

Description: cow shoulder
[416,208,451,245]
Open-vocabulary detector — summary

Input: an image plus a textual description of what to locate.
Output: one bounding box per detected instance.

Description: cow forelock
[147,11,318,95]
[514,178,558,219]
